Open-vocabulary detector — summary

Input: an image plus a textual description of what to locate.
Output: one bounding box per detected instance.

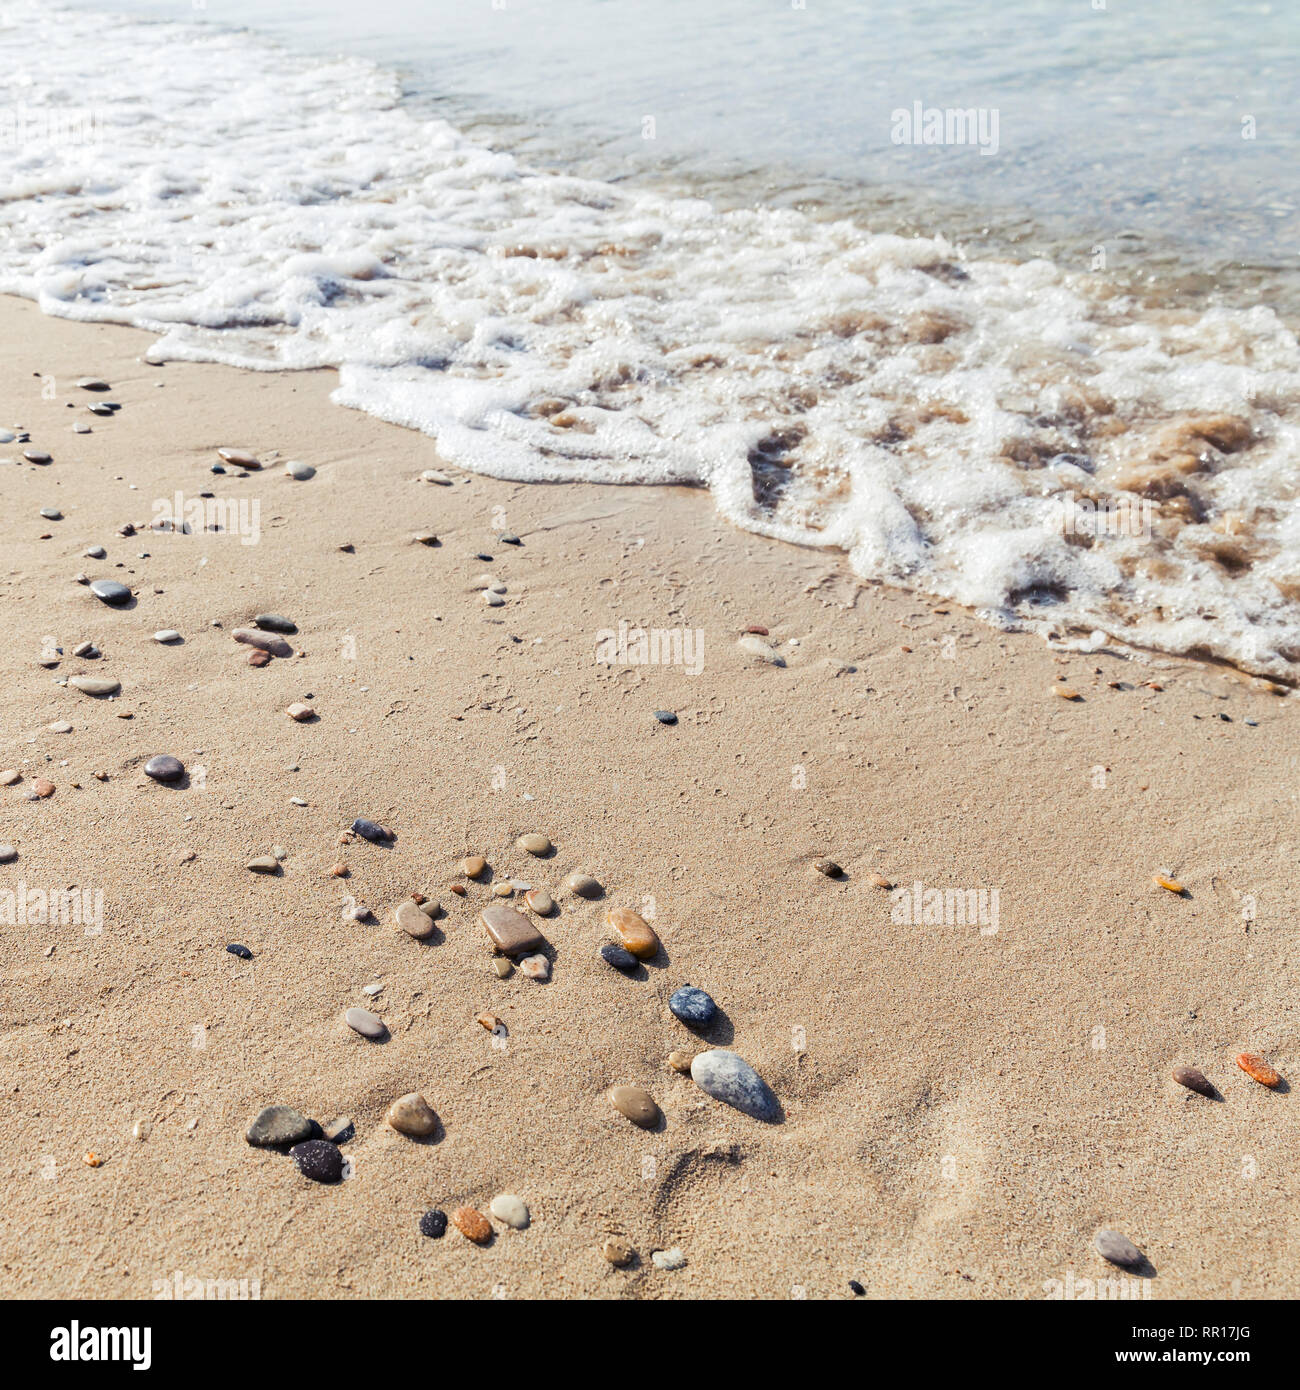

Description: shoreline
[1,293,1297,1300]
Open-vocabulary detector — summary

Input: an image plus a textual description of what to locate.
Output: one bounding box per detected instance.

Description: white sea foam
[1,1,1298,677]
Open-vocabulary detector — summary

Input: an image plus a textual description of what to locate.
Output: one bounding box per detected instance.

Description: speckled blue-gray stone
[690,1050,779,1121]
[669,984,716,1028]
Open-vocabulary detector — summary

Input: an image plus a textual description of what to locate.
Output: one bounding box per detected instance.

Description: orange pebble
[452,1206,492,1244]
[1236,1053,1281,1088]
[449,884,467,897]
[1152,874,1185,894]
[83,1151,103,1168]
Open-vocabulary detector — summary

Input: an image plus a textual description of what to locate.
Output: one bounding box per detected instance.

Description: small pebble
[480,903,546,955]
[420,469,452,485]
[0,770,18,785]
[848,1279,865,1296]
[352,817,391,843]
[517,833,551,855]
[47,721,72,734]
[653,710,677,725]
[738,634,785,666]
[32,778,56,798]
[132,1120,151,1142]
[500,533,521,545]
[0,845,16,864]
[232,628,291,656]
[1237,1053,1281,1087]
[290,1140,343,1184]
[600,943,638,973]
[483,591,505,606]
[477,1011,502,1032]
[40,506,62,520]
[669,984,717,1028]
[492,958,513,978]
[154,629,181,643]
[1094,1229,1144,1269]
[285,462,315,480]
[387,1092,438,1137]
[246,856,280,874]
[254,614,298,634]
[460,854,486,877]
[452,1207,492,1244]
[23,450,52,464]
[89,579,132,605]
[524,889,554,915]
[518,953,549,981]
[413,531,439,546]
[668,1050,694,1073]
[395,899,435,940]
[226,943,253,959]
[248,649,271,667]
[69,676,120,696]
[603,1239,635,1267]
[812,857,842,878]
[246,1105,312,1147]
[419,1210,448,1238]
[491,881,513,897]
[651,1248,687,1271]
[84,546,106,559]
[564,871,602,898]
[1173,1065,1215,1098]
[322,1116,354,1144]
[345,1006,386,1040]
[690,1050,779,1121]
[608,905,660,958]
[217,447,261,468]
[489,1194,529,1229]
[78,378,111,391]
[286,702,314,722]
[609,1085,660,1129]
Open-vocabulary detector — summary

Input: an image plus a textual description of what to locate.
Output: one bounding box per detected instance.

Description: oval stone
[246,1105,313,1147]
[254,613,297,634]
[609,1085,660,1129]
[517,833,551,855]
[0,845,16,864]
[524,889,554,915]
[690,1050,780,1122]
[603,1239,635,1267]
[351,817,391,843]
[144,754,184,782]
[608,906,660,959]
[489,1193,530,1229]
[217,448,261,469]
[290,1139,343,1183]
[460,854,486,878]
[480,903,545,955]
[452,1206,492,1245]
[89,579,131,605]
[154,630,181,643]
[669,984,717,1028]
[563,872,602,898]
[226,943,253,960]
[345,1007,386,1040]
[1173,1065,1215,1097]
[600,943,639,972]
[395,899,435,940]
[419,1209,447,1238]
[232,628,291,656]
[70,676,121,696]
[1237,1052,1281,1087]
[246,856,279,873]
[1094,1229,1144,1268]
[387,1092,438,1137]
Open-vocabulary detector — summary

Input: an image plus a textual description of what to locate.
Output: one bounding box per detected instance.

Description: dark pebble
[226,943,253,960]
[474,552,493,562]
[254,613,297,634]
[653,710,677,725]
[1173,1065,1215,1098]
[144,754,184,782]
[669,984,717,1028]
[289,1139,344,1184]
[89,579,131,605]
[500,534,522,545]
[600,943,639,972]
[848,1279,865,1297]
[211,463,226,473]
[419,1209,448,1238]
[351,817,391,843]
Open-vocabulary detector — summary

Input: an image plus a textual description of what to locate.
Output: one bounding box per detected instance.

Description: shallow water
[4,0,1300,678]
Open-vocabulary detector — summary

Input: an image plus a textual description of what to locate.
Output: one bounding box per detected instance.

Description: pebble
[1237,1052,1281,1087]
[668,1050,694,1073]
[254,613,298,634]
[500,533,521,545]
[848,1279,865,1297]
[132,1120,151,1142]
[653,710,677,724]
[413,532,439,546]
[491,881,513,897]
[420,469,452,485]
[492,958,513,978]
[1094,1229,1144,1269]
[419,1209,448,1238]
[477,1011,502,1032]
[32,778,55,798]
[40,506,62,520]
[812,857,842,878]
[84,546,106,559]
[452,1207,493,1245]
[483,592,505,606]
[23,450,52,464]
[73,422,91,434]
[71,641,96,657]
[1173,1065,1215,1098]
[607,906,660,959]
[89,579,132,605]
[286,702,314,722]
[246,1105,313,1147]
[480,903,546,955]
[651,1248,687,1271]
[146,753,189,784]
[247,856,280,874]
[738,634,785,666]
[352,818,391,843]
[690,1050,780,1121]
[386,1092,438,1137]
[226,943,253,959]
[600,943,638,973]
[517,833,551,855]
[0,770,18,785]
[90,403,115,416]
[524,889,554,915]
[603,1239,635,1267]
[217,448,261,469]
[248,649,271,667]
[47,721,72,734]
[518,953,549,981]
[285,462,315,480]
[564,871,602,898]
[0,845,16,863]
[489,1194,529,1229]
[69,676,120,696]
[460,854,486,877]
[345,1006,386,1040]
[78,378,111,391]
[669,985,717,1028]
[395,898,435,940]
[290,1140,343,1184]
[609,1085,660,1129]
[232,628,291,656]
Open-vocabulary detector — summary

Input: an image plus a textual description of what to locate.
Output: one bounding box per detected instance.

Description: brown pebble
[0,770,20,785]
[449,883,467,897]
[386,1092,439,1137]
[668,1050,695,1074]
[461,854,486,878]
[480,903,546,955]
[812,857,842,877]
[394,898,435,941]
[33,779,55,798]
[1173,1065,1215,1098]
[603,1238,635,1267]
[329,863,348,877]
[491,881,513,897]
[866,872,893,889]
[247,649,271,667]
[452,1206,492,1244]
[745,624,769,635]
[286,702,313,721]
[1054,685,1081,700]
[609,1084,660,1128]
[1236,1053,1281,1088]
[607,906,660,959]
[492,958,513,978]
[477,1011,502,1032]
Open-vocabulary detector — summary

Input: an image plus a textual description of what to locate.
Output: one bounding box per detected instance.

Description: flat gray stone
[69,676,120,696]
[690,1050,780,1122]
[0,845,16,863]
[246,1104,312,1147]
[345,1006,386,1040]
[89,579,131,605]
[1095,1229,1144,1268]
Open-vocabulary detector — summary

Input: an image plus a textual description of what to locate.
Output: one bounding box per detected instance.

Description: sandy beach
[0,292,1296,1301]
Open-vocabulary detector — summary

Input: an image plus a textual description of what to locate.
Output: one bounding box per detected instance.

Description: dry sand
[1,293,1296,1300]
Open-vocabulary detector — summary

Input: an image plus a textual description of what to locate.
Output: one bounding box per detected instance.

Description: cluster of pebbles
[236,831,781,1269]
